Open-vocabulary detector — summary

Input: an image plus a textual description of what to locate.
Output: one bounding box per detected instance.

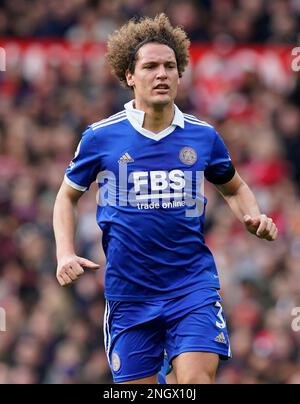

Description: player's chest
[100,135,211,174]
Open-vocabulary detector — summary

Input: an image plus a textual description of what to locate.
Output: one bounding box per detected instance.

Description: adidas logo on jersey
[118,152,134,164]
[214,332,226,344]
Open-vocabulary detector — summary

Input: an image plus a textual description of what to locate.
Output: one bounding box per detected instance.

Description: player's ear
[125,69,134,87]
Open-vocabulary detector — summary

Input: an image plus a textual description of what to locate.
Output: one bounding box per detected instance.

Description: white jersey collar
[124,100,184,141]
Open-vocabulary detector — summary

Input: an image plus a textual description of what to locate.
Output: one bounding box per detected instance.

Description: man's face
[126,43,180,108]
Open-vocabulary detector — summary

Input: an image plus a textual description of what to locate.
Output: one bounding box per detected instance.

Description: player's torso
[96,120,212,211]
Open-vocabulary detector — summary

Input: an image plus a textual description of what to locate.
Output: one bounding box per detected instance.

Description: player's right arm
[53,181,99,287]
[54,126,101,286]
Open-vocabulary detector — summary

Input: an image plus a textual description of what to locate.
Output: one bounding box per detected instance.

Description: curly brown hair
[106,13,190,88]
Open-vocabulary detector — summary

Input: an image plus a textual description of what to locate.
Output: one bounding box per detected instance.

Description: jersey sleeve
[204,130,235,184]
[64,127,100,192]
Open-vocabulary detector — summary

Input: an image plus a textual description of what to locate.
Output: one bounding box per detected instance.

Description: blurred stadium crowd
[0,0,300,384]
[0,0,299,43]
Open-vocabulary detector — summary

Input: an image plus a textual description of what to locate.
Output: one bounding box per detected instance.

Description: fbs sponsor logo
[96,167,205,217]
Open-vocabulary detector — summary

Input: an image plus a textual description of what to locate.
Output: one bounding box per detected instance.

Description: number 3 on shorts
[215,302,226,329]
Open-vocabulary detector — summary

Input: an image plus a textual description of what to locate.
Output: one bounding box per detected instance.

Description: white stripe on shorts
[103,300,111,363]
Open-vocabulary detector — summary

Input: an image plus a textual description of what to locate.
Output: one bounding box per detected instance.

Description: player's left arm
[215,171,278,241]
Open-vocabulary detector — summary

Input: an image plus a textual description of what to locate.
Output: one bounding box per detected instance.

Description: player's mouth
[153,84,170,93]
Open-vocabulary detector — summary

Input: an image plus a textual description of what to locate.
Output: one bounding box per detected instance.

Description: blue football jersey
[65,101,234,301]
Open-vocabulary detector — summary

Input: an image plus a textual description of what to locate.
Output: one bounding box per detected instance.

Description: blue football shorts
[103,288,231,383]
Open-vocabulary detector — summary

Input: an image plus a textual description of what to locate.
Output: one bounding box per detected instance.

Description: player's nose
[156,65,167,78]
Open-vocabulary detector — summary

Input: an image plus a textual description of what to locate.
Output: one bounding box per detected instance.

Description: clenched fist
[243,214,278,241]
[56,255,100,286]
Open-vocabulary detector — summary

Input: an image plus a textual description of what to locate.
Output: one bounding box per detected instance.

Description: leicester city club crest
[179,147,197,165]
[112,352,121,372]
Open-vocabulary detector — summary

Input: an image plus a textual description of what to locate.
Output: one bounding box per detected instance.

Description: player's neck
[134,100,174,134]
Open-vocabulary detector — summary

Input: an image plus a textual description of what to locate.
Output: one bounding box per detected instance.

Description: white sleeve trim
[64,174,87,192]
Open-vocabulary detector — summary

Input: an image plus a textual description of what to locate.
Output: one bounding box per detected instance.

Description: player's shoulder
[183,113,214,130]
[89,110,127,133]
